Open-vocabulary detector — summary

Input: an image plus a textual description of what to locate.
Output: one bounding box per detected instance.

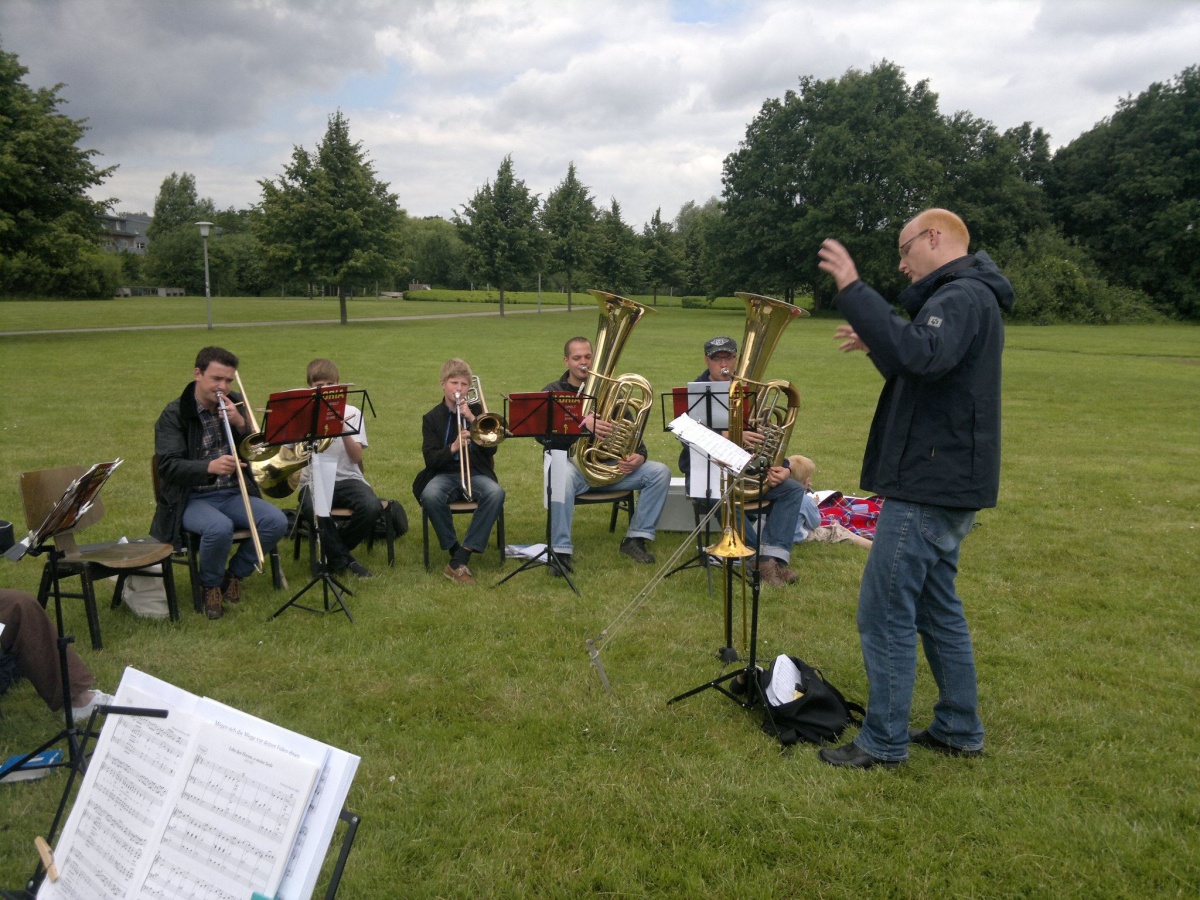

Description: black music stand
[494,391,591,597]
[263,385,361,622]
[667,467,771,716]
[3,462,171,896]
[663,382,731,587]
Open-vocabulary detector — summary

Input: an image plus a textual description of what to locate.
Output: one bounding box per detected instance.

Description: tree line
[2,48,1196,322]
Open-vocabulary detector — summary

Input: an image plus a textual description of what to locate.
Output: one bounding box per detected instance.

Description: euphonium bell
[571,290,656,488]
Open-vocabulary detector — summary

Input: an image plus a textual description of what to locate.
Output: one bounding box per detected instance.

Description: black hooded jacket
[835,250,1015,510]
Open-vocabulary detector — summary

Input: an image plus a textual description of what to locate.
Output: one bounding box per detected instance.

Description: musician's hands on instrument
[215,392,247,430]
[207,453,243,477]
[834,324,871,354]
[765,465,790,488]
[618,452,645,475]
[817,239,860,292]
[741,429,765,450]
[454,429,472,453]
[455,395,476,424]
[586,415,614,439]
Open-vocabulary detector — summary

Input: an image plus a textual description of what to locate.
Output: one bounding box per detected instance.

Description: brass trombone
[455,376,508,502]
[216,391,264,572]
[234,372,327,499]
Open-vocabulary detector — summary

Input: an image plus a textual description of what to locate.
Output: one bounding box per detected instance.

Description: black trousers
[299,479,382,571]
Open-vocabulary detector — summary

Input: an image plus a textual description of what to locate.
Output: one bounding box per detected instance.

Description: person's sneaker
[71,690,114,720]
[222,572,242,604]
[443,563,475,585]
[908,728,984,758]
[619,537,655,564]
[346,559,374,579]
[757,558,792,587]
[203,586,224,620]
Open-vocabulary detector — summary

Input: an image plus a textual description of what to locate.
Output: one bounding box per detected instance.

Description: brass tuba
[728,291,807,501]
[570,290,656,487]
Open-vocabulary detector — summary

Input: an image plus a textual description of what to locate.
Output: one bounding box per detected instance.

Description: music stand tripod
[667,467,771,714]
[264,385,361,622]
[495,391,591,597]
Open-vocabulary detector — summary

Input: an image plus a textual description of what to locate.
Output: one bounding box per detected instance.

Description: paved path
[0,305,585,337]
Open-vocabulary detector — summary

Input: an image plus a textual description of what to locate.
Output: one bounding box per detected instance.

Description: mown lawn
[0,309,1196,897]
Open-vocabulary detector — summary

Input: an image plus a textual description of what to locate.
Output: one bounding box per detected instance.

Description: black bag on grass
[757,656,864,746]
[377,499,409,539]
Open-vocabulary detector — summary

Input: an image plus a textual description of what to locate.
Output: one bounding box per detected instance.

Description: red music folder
[263,385,349,445]
[505,391,589,437]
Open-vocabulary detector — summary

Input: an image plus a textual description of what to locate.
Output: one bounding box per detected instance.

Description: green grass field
[0,303,1196,897]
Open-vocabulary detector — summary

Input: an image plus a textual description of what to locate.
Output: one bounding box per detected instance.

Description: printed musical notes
[35,669,341,900]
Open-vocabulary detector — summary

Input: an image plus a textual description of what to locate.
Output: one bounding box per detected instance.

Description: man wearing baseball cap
[679,336,805,587]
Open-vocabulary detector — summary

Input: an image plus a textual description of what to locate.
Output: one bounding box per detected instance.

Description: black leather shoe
[620,537,655,564]
[548,553,573,577]
[818,742,902,769]
[908,728,983,758]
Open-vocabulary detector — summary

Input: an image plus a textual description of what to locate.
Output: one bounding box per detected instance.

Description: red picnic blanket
[816,492,884,539]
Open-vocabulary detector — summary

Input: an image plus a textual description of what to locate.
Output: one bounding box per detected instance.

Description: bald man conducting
[815,209,1015,769]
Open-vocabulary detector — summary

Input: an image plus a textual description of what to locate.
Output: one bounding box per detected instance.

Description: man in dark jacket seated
[151,347,288,620]
[816,208,1014,769]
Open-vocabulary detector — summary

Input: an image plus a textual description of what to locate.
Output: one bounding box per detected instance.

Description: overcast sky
[3,0,1197,228]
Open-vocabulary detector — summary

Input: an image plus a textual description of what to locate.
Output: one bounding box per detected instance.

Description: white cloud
[2,0,1197,226]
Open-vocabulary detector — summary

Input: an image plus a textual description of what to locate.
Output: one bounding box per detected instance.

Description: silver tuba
[728,292,807,501]
[571,290,656,487]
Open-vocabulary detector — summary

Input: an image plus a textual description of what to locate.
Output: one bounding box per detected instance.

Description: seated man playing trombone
[412,358,506,586]
[151,346,288,620]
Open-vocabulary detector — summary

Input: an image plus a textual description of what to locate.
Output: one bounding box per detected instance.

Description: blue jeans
[548,454,670,555]
[854,498,983,761]
[691,475,803,565]
[420,473,505,556]
[182,488,288,588]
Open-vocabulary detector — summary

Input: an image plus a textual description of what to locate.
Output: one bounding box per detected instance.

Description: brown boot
[758,558,796,587]
[203,586,225,619]
[222,572,242,604]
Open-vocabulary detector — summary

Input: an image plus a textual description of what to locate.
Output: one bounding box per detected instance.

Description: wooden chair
[150,456,284,614]
[20,465,180,649]
[421,501,506,571]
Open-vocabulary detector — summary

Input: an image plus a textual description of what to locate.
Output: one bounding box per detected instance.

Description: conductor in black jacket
[816,208,1014,769]
[151,346,288,620]
[412,358,506,586]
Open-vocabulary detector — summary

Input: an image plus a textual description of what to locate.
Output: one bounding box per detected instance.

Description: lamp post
[196,221,214,330]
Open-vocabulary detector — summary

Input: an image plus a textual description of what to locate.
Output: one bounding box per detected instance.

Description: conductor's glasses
[899,228,933,259]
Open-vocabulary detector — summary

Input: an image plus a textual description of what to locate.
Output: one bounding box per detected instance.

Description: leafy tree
[589,199,642,295]
[541,162,597,311]
[257,110,406,322]
[1046,66,1200,318]
[720,61,1051,308]
[0,48,117,297]
[455,155,543,315]
[408,216,470,289]
[147,172,216,237]
[639,207,683,304]
[675,198,723,298]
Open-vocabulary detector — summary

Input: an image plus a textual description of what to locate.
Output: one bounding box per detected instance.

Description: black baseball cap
[704,336,738,357]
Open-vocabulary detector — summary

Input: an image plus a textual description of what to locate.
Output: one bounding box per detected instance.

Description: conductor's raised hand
[817,239,860,292]
[834,324,870,354]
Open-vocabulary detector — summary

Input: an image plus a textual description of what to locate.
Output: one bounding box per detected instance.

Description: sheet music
[39,668,351,900]
[543,449,573,509]
[668,415,752,473]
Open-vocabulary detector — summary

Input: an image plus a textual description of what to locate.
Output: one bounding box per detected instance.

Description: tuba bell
[728,291,808,501]
[571,290,656,488]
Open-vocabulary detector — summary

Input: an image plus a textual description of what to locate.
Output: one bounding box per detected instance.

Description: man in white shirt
[297,358,382,578]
